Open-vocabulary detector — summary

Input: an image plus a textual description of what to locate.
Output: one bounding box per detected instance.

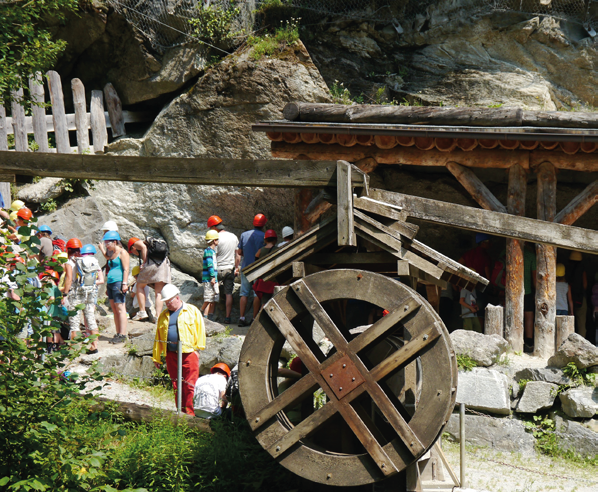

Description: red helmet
[264,229,277,239]
[253,214,267,227]
[210,362,231,378]
[207,215,222,228]
[128,237,140,253]
[66,238,82,249]
[16,207,32,221]
[290,357,303,374]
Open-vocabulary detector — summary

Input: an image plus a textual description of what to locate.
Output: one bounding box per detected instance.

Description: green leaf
[0,477,10,486]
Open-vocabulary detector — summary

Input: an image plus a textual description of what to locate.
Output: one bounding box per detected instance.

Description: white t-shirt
[215,230,238,271]
[131,283,152,309]
[193,373,228,418]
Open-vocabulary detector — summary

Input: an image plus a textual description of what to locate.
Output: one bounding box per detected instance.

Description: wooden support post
[90,90,108,154]
[337,160,356,246]
[10,88,27,152]
[446,161,507,213]
[71,78,90,154]
[103,82,125,138]
[485,304,504,337]
[425,285,440,314]
[534,162,557,358]
[29,74,49,153]
[47,70,70,154]
[555,315,575,349]
[294,189,313,235]
[554,181,598,225]
[505,164,526,352]
[0,105,11,207]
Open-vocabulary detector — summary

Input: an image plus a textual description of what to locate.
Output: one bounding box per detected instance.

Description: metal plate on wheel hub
[323,354,365,399]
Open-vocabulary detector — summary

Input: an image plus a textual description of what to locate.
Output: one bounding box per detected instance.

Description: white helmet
[161,283,180,302]
[101,220,119,232]
[282,226,294,239]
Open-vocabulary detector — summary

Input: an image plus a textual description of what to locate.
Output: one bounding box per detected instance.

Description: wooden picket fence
[0,70,152,155]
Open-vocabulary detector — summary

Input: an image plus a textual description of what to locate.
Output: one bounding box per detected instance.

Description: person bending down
[193,363,230,419]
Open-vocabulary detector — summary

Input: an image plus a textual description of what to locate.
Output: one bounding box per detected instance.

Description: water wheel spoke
[349,298,421,353]
[249,373,319,431]
[370,322,442,381]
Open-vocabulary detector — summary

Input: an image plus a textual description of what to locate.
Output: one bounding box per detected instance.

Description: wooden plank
[103,82,125,138]
[291,261,325,278]
[534,162,557,357]
[426,285,440,313]
[368,188,598,254]
[530,151,598,172]
[90,90,108,154]
[294,189,313,234]
[29,74,49,153]
[71,78,90,154]
[47,70,70,153]
[0,105,7,151]
[505,164,526,353]
[433,441,460,487]
[446,161,507,213]
[10,88,27,152]
[337,160,356,246]
[554,181,598,225]
[354,196,419,239]
[307,252,397,265]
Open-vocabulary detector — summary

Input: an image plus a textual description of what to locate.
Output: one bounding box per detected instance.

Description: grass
[247,18,299,61]
[456,353,477,371]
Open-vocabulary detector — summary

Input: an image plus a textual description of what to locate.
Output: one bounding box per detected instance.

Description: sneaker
[238,318,249,327]
[146,307,156,324]
[109,334,123,344]
[132,311,148,321]
[224,317,231,324]
[113,334,127,344]
[87,349,99,355]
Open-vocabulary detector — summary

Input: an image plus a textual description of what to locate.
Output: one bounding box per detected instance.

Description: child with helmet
[193,363,231,419]
[201,230,219,320]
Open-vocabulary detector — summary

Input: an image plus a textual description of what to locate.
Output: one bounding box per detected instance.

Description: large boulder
[129,332,155,357]
[450,330,509,367]
[547,333,598,369]
[17,178,66,204]
[514,367,572,386]
[199,335,244,375]
[97,354,156,379]
[559,387,598,419]
[456,368,511,415]
[554,414,598,457]
[515,381,558,413]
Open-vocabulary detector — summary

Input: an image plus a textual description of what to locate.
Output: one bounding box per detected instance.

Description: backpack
[145,237,169,265]
[491,258,506,290]
[75,256,100,288]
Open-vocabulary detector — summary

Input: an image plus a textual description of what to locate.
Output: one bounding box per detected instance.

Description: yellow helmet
[556,263,566,277]
[10,200,24,212]
[205,230,219,242]
[132,266,140,276]
[569,251,582,261]
[9,211,17,221]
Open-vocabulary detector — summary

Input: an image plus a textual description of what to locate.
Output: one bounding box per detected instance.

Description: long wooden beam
[446,161,507,213]
[0,151,368,188]
[368,188,598,254]
[554,180,598,225]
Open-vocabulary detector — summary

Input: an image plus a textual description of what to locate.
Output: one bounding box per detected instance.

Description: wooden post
[485,304,504,337]
[10,88,27,152]
[554,181,598,225]
[555,315,575,349]
[505,164,526,352]
[71,78,90,154]
[534,162,557,358]
[446,161,507,213]
[337,160,356,246]
[47,70,70,153]
[103,82,125,138]
[29,73,49,153]
[0,105,10,207]
[90,90,108,154]
[294,189,313,235]
[425,285,440,313]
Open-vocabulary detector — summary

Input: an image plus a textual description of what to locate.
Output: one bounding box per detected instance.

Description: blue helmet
[81,244,97,255]
[475,233,491,244]
[38,225,52,234]
[103,231,121,242]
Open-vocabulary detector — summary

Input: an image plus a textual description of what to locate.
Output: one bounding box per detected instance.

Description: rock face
[554,415,598,457]
[456,368,511,415]
[559,387,598,419]
[97,354,156,379]
[516,381,558,413]
[17,178,66,204]
[199,336,244,375]
[450,330,509,367]
[514,367,572,386]
[547,333,598,369]
[444,413,535,455]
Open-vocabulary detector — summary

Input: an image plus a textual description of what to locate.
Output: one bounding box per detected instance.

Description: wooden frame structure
[253,102,598,356]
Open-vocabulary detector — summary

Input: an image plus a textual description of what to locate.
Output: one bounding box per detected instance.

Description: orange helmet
[207,215,222,228]
[264,229,277,239]
[128,237,140,253]
[66,238,82,249]
[210,362,231,378]
[253,214,267,227]
[16,207,33,221]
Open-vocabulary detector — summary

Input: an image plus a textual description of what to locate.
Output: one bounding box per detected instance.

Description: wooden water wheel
[239,269,457,487]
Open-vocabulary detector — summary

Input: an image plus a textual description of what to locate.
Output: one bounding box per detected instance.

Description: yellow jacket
[152,303,206,363]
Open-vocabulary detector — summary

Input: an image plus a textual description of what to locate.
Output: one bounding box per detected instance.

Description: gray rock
[171,267,204,306]
[511,382,520,399]
[445,413,536,455]
[516,381,558,413]
[204,318,226,337]
[128,321,155,338]
[456,368,511,415]
[514,367,572,385]
[129,332,155,357]
[450,330,509,367]
[199,336,244,375]
[97,354,156,379]
[554,414,598,457]
[547,333,598,369]
[559,387,598,419]
[18,178,66,204]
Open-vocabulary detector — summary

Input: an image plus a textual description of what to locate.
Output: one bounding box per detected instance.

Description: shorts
[106,282,126,304]
[556,309,569,316]
[218,269,235,295]
[240,271,253,298]
[463,317,482,333]
[203,281,217,303]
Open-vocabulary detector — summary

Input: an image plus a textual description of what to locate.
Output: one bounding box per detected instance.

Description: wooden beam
[0,151,368,188]
[294,189,313,234]
[505,164,527,353]
[446,161,507,213]
[354,196,419,240]
[367,188,598,254]
[530,151,598,172]
[554,180,598,225]
[337,161,356,246]
[307,252,397,265]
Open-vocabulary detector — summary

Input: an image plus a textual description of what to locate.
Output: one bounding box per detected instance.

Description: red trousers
[166,351,199,415]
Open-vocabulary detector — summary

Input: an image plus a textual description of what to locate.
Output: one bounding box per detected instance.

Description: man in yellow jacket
[152,283,206,415]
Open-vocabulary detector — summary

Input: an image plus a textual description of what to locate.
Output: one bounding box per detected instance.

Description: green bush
[189,3,241,44]
[456,353,477,371]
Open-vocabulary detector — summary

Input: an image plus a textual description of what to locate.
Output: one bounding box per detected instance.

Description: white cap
[161,283,180,302]
[101,220,119,232]
[282,226,294,238]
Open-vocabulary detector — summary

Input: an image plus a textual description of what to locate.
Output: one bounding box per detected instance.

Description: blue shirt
[238,228,265,269]
[167,306,183,352]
